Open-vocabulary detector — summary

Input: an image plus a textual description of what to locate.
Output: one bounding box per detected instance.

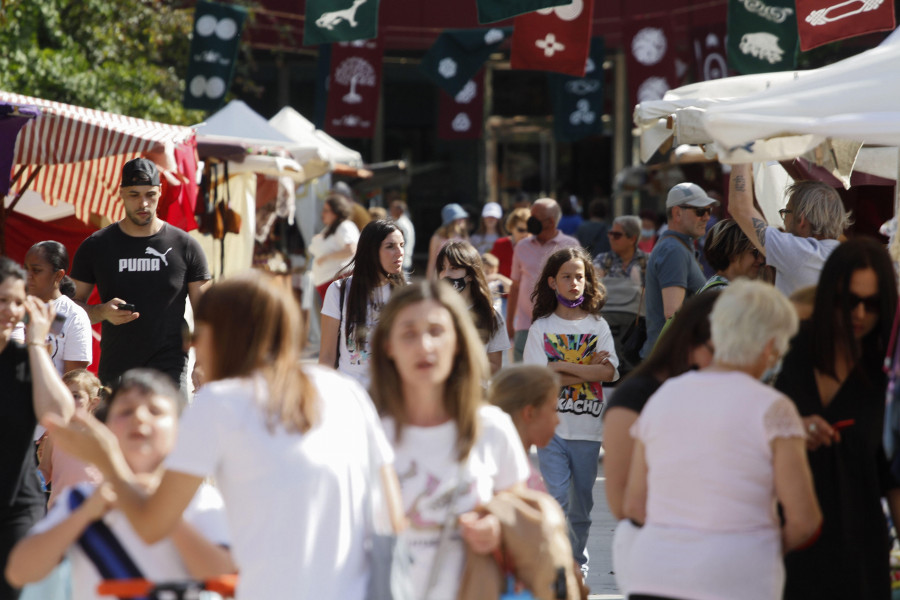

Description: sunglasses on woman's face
[515,227,527,233]
[845,292,880,314]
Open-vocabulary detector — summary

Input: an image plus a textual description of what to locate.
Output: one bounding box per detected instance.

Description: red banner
[624,17,676,107]
[325,40,383,138]
[796,0,895,51]
[692,24,729,82]
[510,0,594,77]
[438,70,484,140]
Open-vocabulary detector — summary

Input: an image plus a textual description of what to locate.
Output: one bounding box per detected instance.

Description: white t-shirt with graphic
[321,276,392,388]
[523,312,619,442]
[30,482,229,600]
[166,367,393,600]
[10,295,92,375]
[383,405,530,600]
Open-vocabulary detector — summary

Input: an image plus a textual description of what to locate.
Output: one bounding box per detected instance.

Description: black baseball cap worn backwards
[121,157,160,188]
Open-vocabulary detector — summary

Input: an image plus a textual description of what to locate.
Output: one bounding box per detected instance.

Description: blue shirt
[642,230,706,357]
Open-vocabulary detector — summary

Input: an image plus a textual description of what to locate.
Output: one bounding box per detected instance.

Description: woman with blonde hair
[370,281,530,600]
[44,270,400,600]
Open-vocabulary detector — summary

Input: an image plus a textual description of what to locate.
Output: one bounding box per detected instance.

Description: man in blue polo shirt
[642,183,719,357]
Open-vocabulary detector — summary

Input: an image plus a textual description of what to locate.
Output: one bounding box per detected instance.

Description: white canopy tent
[269,106,364,171]
[634,30,900,186]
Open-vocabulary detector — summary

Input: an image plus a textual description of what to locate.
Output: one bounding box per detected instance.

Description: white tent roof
[633,31,900,184]
[269,106,364,169]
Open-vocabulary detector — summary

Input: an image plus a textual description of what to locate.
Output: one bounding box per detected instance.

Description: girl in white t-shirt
[435,240,510,375]
[41,272,403,600]
[369,281,530,600]
[522,246,618,576]
[8,369,235,599]
[319,219,407,388]
[22,240,92,374]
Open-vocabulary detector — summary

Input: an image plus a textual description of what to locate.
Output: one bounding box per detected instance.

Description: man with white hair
[506,198,579,361]
[642,183,719,358]
[728,163,850,297]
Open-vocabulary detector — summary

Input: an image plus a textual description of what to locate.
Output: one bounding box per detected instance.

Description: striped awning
[1,92,195,223]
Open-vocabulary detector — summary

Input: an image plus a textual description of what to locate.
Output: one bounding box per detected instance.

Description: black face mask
[526,216,543,235]
[444,276,467,293]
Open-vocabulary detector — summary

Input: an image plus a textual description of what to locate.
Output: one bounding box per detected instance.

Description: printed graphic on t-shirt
[543,333,604,416]
[118,247,174,272]
[397,459,472,534]
[344,302,382,366]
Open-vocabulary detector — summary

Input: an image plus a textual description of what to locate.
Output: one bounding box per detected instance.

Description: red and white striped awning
[1,92,195,223]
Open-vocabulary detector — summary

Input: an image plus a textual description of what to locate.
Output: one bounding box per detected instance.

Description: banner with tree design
[324,40,383,138]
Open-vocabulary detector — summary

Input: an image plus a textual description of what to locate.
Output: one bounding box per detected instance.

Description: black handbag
[620,286,646,365]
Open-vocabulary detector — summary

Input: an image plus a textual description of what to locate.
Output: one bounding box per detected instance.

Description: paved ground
[585,455,624,599]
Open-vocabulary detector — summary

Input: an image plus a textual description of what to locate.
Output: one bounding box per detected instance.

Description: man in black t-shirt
[70,158,210,389]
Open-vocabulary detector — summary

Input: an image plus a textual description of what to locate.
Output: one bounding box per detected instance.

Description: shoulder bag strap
[335,279,347,368]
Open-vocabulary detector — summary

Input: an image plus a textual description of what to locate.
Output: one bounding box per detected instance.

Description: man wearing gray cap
[642,182,718,357]
[70,157,210,390]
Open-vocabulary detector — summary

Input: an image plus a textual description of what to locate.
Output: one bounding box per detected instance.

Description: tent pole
[0,165,42,255]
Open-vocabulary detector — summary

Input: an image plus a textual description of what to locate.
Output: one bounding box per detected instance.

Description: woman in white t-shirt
[307,194,360,301]
[369,281,530,600]
[22,241,92,374]
[319,219,406,388]
[435,240,509,374]
[622,280,822,600]
[43,271,403,600]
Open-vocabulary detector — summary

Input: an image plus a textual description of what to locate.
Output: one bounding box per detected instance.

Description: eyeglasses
[680,206,712,217]
[515,227,527,233]
[845,292,880,314]
[778,208,793,220]
[607,231,625,240]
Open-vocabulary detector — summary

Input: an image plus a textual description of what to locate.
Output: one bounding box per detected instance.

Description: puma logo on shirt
[118,247,173,272]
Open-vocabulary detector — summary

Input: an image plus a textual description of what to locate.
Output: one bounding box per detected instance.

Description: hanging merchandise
[624,17,677,106]
[476,0,571,24]
[548,37,604,142]
[438,70,485,140]
[510,0,594,77]
[796,0,895,51]
[183,1,247,111]
[303,0,381,46]
[420,28,512,97]
[324,39,383,138]
[726,0,797,74]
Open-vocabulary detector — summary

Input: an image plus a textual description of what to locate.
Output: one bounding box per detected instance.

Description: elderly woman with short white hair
[621,280,822,600]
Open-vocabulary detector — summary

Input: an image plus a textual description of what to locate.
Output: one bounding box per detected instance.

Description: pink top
[509,231,579,331]
[47,447,104,507]
[627,370,805,600]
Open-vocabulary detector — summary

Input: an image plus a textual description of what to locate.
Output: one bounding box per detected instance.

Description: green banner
[304,0,380,45]
[183,1,247,111]
[727,0,798,74]
[549,37,604,142]
[477,0,571,24]
[420,28,511,97]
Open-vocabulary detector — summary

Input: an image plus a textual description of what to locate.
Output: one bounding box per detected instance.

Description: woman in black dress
[776,238,899,600]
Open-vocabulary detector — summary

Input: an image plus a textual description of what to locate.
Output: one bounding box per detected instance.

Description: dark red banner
[510,0,594,77]
[796,0,895,51]
[624,17,676,107]
[324,39,383,138]
[438,70,484,140]
[692,23,729,82]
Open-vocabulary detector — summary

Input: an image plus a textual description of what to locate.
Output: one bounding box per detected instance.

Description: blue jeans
[537,435,601,571]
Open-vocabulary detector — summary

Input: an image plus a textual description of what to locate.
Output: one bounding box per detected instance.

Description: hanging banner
[727,0,797,74]
[438,71,485,140]
[183,1,247,111]
[796,0,895,51]
[625,18,677,106]
[420,28,511,97]
[476,0,571,24]
[324,40,383,139]
[510,0,594,77]
[692,24,729,82]
[304,0,380,45]
[548,37,604,142]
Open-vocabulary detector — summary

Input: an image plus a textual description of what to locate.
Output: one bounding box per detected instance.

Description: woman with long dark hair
[435,241,509,374]
[776,237,900,599]
[308,194,359,301]
[319,219,406,387]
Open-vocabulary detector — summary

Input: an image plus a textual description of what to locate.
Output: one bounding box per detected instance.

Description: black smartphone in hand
[118,303,136,312]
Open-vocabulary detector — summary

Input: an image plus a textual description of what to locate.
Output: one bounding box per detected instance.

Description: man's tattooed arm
[752,218,767,248]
